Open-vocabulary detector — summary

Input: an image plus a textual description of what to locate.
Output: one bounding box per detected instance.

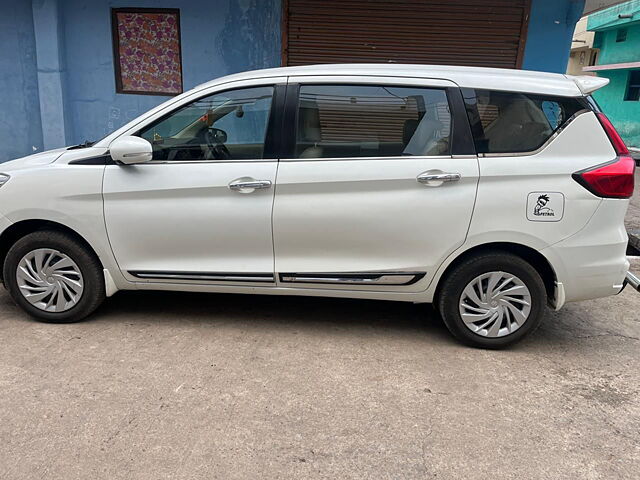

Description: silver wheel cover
[459,271,532,338]
[16,248,84,313]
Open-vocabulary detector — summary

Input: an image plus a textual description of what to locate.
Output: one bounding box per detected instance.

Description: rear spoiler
[568,75,610,95]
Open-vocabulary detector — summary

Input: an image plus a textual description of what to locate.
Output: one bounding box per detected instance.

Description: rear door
[272,76,479,292]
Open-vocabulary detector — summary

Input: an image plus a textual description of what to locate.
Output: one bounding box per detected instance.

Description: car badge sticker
[527,192,564,222]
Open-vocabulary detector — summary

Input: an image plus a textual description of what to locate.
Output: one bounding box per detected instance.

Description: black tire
[2,230,105,323]
[437,251,547,349]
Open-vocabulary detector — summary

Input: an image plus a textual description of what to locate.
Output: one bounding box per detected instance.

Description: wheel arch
[0,219,104,282]
[433,242,557,306]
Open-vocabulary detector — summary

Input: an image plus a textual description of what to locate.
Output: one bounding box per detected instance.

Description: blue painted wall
[522,0,585,73]
[0,0,43,160]
[61,0,281,145]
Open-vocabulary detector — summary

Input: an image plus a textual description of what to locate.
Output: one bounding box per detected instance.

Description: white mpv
[0,65,634,348]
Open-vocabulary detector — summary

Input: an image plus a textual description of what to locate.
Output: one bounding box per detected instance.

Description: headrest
[298,102,321,143]
[403,119,419,145]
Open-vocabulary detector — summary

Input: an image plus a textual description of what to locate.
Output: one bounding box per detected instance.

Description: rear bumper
[0,214,13,283]
[545,240,628,306]
[542,199,629,306]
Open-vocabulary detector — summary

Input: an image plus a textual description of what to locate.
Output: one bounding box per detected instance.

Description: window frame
[461,88,591,157]
[624,70,640,102]
[281,80,474,160]
[132,83,285,163]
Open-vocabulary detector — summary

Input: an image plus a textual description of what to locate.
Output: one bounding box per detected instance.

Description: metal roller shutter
[283,0,531,69]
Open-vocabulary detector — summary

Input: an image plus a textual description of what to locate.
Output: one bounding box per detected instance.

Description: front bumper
[0,213,12,237]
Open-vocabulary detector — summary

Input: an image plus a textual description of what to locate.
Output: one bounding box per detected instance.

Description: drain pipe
[626,271,640,292]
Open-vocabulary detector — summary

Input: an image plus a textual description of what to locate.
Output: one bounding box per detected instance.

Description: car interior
[295,96,451,159]
[137,95,269,161]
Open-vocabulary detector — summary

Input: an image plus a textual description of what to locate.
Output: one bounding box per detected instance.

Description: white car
[0,64,634,348]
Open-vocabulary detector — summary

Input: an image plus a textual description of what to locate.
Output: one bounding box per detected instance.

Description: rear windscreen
[461,88,586,155]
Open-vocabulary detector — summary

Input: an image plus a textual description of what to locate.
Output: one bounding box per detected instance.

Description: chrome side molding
[128,271,426,286]
[279,272,425,286]
[129,271,275,283]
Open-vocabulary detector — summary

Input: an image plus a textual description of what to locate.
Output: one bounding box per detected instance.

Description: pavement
[1,271,639,479]
[2,172,640,479]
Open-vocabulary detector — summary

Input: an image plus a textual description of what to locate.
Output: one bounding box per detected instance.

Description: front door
[273,78,479,291]
[103,83,280,284]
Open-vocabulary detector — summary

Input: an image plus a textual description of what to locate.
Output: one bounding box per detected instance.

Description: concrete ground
[1,274,639,479]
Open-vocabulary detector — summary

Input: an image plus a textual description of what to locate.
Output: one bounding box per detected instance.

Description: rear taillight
[596,112,629,155]
[572,112,634,199]
[573,156,635,199]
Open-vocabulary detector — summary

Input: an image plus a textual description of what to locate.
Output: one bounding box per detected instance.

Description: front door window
[138,86,274,161]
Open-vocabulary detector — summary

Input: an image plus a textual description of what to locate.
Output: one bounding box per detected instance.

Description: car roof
[197,63,588,97]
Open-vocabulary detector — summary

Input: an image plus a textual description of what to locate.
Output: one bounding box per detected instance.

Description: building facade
[584,0,640,147]
[567,16,598,75]
[1,0,585,162]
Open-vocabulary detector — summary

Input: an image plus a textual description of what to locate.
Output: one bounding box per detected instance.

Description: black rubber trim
[617,280,627,295]
[447,87,477,156]
[581,95,602,113]
[69,154,116,165]
[281,82,300,159]
[460,87,486,154]
[263,83,287,160]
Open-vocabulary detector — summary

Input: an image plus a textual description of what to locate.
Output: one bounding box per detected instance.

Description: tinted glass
[462,89,585,154]
[138,86,274,161]
[295,85,451,159]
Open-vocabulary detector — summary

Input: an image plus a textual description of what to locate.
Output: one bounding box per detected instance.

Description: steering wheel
[205,128,231,160]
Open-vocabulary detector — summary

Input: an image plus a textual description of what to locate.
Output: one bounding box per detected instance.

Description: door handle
[229,177,272,193]
[417,172,461,186]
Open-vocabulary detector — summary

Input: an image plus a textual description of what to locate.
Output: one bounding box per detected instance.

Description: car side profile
[0,64,634,348]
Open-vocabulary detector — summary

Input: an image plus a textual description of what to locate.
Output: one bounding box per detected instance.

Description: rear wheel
[437,252,547,348]
[3,230,105,323]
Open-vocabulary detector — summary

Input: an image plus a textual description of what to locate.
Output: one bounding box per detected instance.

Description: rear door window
[461,89,585,155]
[294,85,452,159]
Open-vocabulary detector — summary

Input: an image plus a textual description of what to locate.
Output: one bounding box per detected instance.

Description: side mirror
[110,136,153,165]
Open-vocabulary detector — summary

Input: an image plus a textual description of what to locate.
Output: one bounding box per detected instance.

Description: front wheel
[437,252,547,349]
[3,230,105,323]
